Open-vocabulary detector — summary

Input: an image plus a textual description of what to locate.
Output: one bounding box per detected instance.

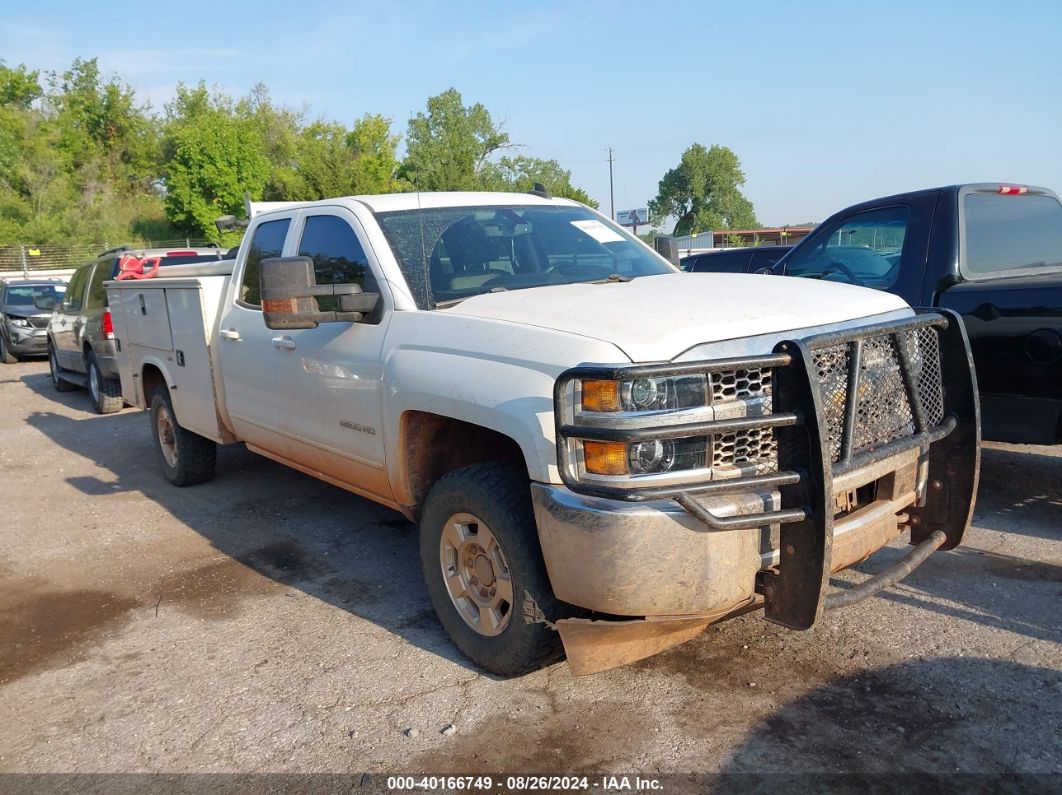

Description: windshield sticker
[570,219,624,244]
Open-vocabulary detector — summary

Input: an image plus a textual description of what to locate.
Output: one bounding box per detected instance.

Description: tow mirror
[654,235,680,267]
[259,256,379,330]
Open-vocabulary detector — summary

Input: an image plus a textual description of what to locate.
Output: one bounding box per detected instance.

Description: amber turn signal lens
[581,380,620,412]
[583,441,629,475]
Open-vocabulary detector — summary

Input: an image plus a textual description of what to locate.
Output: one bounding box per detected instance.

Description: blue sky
[2,0,1060,227]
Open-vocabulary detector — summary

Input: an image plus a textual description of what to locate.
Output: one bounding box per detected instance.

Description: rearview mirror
[34,296,56,310]
[259,256,380,330]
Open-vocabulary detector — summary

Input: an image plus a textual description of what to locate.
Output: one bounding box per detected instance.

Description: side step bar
[56,368,89,389]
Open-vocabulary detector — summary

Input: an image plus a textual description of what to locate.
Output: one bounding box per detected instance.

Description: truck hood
[446,273,911,361]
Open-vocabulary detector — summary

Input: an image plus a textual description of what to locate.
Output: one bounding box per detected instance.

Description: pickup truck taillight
[102,310,115,340]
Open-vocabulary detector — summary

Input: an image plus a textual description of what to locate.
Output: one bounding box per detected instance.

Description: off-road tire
[150,385,216,487]
[87,351,123,414]
[419,462,568,676]
[49,344,75,391]
[0,335,17,364]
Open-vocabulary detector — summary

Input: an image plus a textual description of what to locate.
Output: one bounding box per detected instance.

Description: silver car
[0,278,67,363]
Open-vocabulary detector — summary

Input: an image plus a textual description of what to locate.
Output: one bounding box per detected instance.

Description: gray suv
[48,246,223,413]
[1,278,67,363]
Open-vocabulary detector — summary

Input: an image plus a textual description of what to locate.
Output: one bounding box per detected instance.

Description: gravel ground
[0,359,1059,788]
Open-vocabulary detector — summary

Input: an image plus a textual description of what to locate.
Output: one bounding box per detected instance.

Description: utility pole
[607,147,615,221]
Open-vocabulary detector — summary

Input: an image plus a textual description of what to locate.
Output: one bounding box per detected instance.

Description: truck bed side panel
[107,277,232,444]
[939,277,1062,443]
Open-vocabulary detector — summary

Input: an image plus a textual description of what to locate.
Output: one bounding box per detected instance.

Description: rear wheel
[86,351,123,414]
[49,345,75,391]
[150,385,216,486]
[419,463,567,676]
[0,335,17,364]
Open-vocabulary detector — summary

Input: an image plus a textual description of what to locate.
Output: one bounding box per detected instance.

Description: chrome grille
[710,367,772,404]
[710,367,777,475]
[712,427,778,477]
[27,315,49,329]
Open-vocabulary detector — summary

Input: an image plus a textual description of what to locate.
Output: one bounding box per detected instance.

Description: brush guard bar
[554,309,980,629]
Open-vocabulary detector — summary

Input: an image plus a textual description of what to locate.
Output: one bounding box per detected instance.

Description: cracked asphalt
[1,359,1060,783]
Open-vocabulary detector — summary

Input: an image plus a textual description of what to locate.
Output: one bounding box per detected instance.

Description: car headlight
[581,375,707,412]
[584,437,709,476]
[8,317,31,328]
[578,376,712,476]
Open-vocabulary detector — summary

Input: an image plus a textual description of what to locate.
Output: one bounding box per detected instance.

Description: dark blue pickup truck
[774,183,1062,445]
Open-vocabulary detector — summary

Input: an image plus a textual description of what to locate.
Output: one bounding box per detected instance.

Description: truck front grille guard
[554,309,980,629]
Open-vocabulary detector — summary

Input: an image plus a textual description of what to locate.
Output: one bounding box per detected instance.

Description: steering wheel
[821,261,859,282]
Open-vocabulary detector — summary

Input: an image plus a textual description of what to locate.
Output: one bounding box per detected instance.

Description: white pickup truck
[106,191,979,676]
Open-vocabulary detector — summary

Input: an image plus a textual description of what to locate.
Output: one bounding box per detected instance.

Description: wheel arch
[396,410,529,520]
[139,358,173,411]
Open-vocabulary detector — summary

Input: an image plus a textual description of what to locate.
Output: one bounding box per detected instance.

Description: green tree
[162,82,270,238]
[48,58,159,191]
[344,113,404,194]
[238,83,303,200]
[401,88,510,190]
[0,61,43,109]
[482,155,597,207]
[649,143,758,236]
[289,114,403,199]
[0,62,75,244]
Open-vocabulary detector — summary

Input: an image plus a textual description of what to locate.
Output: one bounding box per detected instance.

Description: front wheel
[419,463,568,676]
[150,385,216,486]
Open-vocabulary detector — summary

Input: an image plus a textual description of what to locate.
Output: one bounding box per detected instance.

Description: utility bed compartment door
[120,288,174,351]
[164,285,223,441]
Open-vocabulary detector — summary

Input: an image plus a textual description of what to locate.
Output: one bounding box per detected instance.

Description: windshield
[375,204,673,309]
[4,284,66,307]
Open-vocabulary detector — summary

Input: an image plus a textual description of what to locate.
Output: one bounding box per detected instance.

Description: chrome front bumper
[532,448,924,617]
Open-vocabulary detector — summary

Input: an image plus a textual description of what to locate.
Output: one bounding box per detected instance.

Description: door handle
[219,329,241,341]
[271,336,296,350]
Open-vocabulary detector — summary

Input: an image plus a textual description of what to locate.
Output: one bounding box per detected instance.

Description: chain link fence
[0,239,215,276]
